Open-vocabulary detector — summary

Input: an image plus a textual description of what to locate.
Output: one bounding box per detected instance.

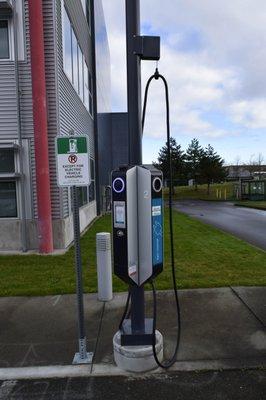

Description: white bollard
[96,232,113,301]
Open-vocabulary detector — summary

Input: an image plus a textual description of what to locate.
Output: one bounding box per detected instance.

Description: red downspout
[28,0,54,253]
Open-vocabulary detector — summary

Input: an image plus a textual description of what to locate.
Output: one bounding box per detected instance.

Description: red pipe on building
[28,0,54,253]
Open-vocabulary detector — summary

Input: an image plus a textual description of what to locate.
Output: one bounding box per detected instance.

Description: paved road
[0,370,265,399]
[174,201,266,250]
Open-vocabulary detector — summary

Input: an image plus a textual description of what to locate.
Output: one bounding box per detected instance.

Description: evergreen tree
[200,144,226,194]
[154,137,185,185]
[185,138,204,190]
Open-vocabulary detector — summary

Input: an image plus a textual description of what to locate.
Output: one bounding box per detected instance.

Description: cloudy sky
[102,0,266,165]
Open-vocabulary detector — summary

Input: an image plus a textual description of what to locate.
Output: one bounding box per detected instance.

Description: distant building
[225,165,266,181]
[239,180,266,201]
[0,0,128,253]
[226,165,252,181]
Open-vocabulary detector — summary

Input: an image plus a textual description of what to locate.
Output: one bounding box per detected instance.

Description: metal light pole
[126,0,142,165]
[126,0,145,336]
[125,0,160,338]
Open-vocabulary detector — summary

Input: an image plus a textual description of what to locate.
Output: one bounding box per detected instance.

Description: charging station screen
[115,205,125,224]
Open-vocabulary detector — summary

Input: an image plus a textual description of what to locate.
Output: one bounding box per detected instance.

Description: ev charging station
[112,166,163,288]
[112,166,163,347]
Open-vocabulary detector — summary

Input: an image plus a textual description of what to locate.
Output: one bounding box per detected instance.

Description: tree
[199,144,226,194]
[154,137,185,185]
[185,138,204,190]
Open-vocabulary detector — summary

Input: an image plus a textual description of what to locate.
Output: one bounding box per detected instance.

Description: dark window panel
[84,61,89,110]
[0,149,15,173]
[0,20,9,59]
[90,158,95,180]
[72,30,79,92]
[89,181,95,202]
[86,0,91,31]
[89,95,93,116]
[88,71,92,92]
[0,181,17,218]
[63,8,73,81]
[77,186,88,208]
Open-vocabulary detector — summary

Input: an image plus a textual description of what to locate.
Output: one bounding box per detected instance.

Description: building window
[62,4,93,116]
[0,148,17,218]
[89,71,93,116]
[81,0,86,14]
[71,30,79,93]
[81,0,91,31]
[84,64,93,116]
[78,45,84,99]
[77,186,88,208]
[0,182,17,218]
[62,8,72,81]
[86,0,91,32]
[89,158,95,202]
[0,20,10,59]
[0,148,15,173]
[84,61,89,110]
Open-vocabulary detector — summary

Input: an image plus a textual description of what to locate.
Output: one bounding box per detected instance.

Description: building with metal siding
[0,0,111,252]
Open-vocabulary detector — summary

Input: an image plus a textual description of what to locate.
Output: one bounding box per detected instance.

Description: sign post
[56,136,92,364]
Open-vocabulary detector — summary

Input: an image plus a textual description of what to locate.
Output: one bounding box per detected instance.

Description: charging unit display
[112,165,163,286]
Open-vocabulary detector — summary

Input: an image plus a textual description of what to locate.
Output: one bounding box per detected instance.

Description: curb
[0,358,265,381]
[234,203,266,212]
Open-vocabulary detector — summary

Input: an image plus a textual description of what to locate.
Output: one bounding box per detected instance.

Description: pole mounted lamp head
[133,35,161,61]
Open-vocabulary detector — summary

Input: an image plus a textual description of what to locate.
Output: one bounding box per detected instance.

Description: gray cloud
[102,0,266,141]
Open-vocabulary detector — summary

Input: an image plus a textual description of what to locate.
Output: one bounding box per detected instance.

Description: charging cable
[118,68,181,369]
[142,68,181,368]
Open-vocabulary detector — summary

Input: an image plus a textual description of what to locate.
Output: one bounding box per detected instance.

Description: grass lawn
[164,182,236,201]
[235,201,266,211]
[0,210,265,297]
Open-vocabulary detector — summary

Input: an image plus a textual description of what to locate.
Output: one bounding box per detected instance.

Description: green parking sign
[56,136,90,187]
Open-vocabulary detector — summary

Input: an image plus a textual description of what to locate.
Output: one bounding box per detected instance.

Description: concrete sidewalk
[0,287,265,378]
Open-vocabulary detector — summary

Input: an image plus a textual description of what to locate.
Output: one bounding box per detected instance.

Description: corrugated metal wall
[0,0,36,221]
[19,0,34,140]
[0,0,96,228]
[21,0,60,220]
[56,0,95,219]
[43,0,61,220]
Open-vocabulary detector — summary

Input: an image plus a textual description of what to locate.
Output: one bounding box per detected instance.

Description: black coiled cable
[119,289,131,331]
[143,68,181,369]
[118,68,181,369]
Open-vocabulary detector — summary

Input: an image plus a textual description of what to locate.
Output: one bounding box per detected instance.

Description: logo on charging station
[152,198,163,266]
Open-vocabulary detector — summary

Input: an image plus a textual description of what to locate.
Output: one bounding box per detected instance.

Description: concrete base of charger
[113,330,163,372]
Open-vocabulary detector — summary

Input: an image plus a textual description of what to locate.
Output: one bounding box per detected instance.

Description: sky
[102,0,266,165]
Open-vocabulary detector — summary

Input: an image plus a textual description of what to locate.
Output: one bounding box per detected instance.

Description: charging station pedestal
[113,330,163,373]
[112,165,164,371]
